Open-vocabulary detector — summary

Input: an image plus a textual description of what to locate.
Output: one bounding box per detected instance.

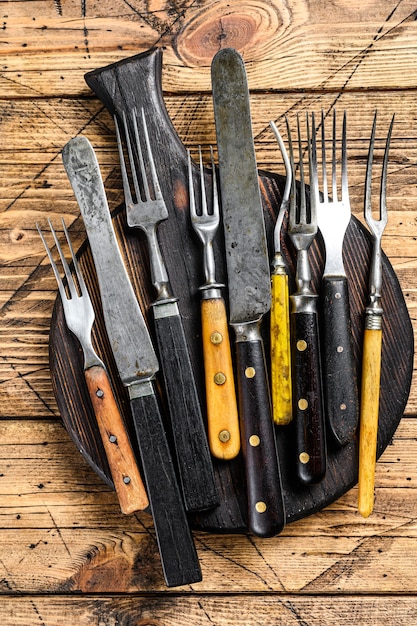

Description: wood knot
[174,0,291,67]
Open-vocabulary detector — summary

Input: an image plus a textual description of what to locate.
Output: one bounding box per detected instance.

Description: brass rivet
[299,452,310,464]
[340,403,347,411]
[297,340,307,352]
[214,372,226,385]
[219,429,231,443]
[210,331,223,345]
[335,292,341,299]
[337,346,344,353]
[298,398,308,410]
[249,435,260,447]
[245,367,256,378]
[255,501,267,513]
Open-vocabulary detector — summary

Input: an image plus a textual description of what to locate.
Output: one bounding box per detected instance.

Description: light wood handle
[201,297,240,460]
[358,327,383,518]
[270,273,292,425]
[85,365,149,514]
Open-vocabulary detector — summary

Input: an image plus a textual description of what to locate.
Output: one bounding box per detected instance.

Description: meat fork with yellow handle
[358,112,395,518]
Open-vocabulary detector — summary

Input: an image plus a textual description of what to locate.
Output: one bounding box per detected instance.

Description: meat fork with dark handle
[312,110,359,446]
[188,147,240,460]
[287,114,327,485]
[37,219,149,515]
[358,112,394,518]
[115,108,219,513]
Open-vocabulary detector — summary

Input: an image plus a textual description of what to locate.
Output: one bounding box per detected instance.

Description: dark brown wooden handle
[129,388,202,587]
[153,307,219,513]
[84,365,149,514]
[322,276,359,445]
[292,311,327,485]
[235,338,286,538]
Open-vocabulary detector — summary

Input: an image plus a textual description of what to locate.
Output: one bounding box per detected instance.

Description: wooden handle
[358,327,383,518]
[201,297,240,460]
[153,306,219,512]
[235,338,286,538]
[292,311,327,485]
[84,365,149,514]
[270,273,292,426]
[129,389,201,587]
[322,276,359,445]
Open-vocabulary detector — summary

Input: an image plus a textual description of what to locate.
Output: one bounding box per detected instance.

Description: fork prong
[140,107,164,203]
[198,146,208,217]
[365,111,394,226]
[332,109,338,202]
[320,110,328,203]
[61,218,88,299]
[115,113,134,207]
[210,146,219,221]
[187,148,197,220]
[132,109,150,201]
[341,110,348,201]
[47,218,78,300]
[37,222,67,303]
[297,114,307,224]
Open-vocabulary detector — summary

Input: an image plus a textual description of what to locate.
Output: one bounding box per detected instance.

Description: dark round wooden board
[49,48,413,533]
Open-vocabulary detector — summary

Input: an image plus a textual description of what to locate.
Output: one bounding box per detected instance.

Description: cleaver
[212,48,285,537]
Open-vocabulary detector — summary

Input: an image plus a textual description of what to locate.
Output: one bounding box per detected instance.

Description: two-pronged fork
[115,108,218,513]
[358,112,395,518]
[269,120,293,426]
[311,111,359,446]
[287,114,327,485]
[187,146,240,461]
[37,219,149,515]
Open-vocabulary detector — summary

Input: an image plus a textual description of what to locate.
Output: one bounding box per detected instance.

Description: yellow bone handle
[358,327,383,518]
[270,273,292,425]
[85,365,149,514]
[201,297,240,460]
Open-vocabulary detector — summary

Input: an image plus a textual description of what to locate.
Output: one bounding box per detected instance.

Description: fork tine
[61,218,88,299]
[187,148,197,220]
[297,114,307,224]
[115,113,134,207]
[380,114,395,221]
[341,110,348,201]
[198,146,208,217]
[365,111,394,226]
[285,115,296,227]
[210,146,219,220]
[37,222,67,303]
[320,110,328,202]
[332,109,338,202]
[140,107,164,203]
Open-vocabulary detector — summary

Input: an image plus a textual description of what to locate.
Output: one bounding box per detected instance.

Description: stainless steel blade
[62,135,159,387]
[212,47,271,325]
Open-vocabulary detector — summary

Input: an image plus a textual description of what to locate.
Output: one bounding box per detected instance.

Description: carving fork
[358,112,395,518]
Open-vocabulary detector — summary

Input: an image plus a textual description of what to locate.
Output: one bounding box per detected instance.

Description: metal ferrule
[128,380,155,399]
[232,317,263,343]
[365,312,383,330]
[365,290,383,330]
[200,283,224,300]
[271,251,287,276]
[290,249,317,314]
[152,299,179,319]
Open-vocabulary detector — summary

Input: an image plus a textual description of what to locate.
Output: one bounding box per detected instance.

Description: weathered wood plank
[2,1,417,97]
[0,595,416,626]
[0,420,416,593]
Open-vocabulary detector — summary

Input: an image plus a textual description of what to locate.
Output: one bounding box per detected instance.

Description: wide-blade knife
[62,135,201,588]
[212,47,285,538]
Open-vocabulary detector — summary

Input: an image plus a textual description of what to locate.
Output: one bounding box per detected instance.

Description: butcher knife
[62,135,201,588]
[212,47,285,537]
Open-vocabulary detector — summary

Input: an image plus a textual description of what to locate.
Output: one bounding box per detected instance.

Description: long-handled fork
[187,146,240,460]
[115,108,218,513]
[311,110,359,446]
[358,112,394,518]
[37,219,149,515]
[269,120,293,426]
[287,114,327,485]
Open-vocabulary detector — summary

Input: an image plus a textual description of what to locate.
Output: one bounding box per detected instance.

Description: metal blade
[62,135,159,386]
[212,47,271,325]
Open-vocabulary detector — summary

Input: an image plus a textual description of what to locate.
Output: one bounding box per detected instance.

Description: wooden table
[2,1,417,623]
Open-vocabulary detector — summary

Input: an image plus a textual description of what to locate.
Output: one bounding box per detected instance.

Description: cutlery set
[38,47,395,587]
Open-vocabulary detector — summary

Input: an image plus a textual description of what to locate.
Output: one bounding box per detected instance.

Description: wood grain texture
[2,0,417,622]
